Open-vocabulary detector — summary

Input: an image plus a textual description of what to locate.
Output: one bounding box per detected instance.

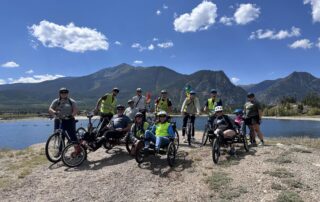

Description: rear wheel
[45,133,64,163]
[167,142,176,167]
[135,141,145,164]
[212,137,220,164]
[62,143,87,167]
[201,124,209,146]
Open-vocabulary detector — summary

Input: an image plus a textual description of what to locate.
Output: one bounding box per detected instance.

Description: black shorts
[245,116,260,126]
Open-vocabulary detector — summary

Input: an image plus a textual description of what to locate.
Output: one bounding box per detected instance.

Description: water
[1,117,319,149]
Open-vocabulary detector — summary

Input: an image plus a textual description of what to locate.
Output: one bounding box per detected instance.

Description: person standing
[155,89,173,114]
[181,91,201,143]
[124,99,139,121]
[244,93,265,146]
[132,88,147,120]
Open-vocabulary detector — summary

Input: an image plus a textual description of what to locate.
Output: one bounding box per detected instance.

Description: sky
[0,0,320,85]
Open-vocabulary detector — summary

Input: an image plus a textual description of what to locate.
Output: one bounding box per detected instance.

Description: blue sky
[0,0,320,85]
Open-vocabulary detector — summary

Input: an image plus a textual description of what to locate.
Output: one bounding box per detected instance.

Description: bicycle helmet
[215,106,223,112]
[210,89,217,94]
[161,89,167,94]
[136,88,142,92]
[116,104,125,110]
[157,111,167,116]
[247,92,255,98]
[135,112,143,118]
[127,99,134,104]
[190,90,196,95]
[59,87,69,94]
[113,87,120,93]
[233,109,243,115]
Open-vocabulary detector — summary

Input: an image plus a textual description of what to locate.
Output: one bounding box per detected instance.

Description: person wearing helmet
[213,106,237,155]
[180,90,201,143]
[93,104,132,150]
[204,89,223,128]
[49,88,78,143]
[94,87,120,130]
[144,111,175,153]
[132,88,147,120]
[129,112,150,155]
[244,93,264,146]
[155,89,172,114]
[124,99,139,121]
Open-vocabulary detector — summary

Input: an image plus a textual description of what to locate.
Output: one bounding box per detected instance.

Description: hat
[116,104,125,110]
[59,87,69,93]
[210,89,217,94]
[113,87,120,93]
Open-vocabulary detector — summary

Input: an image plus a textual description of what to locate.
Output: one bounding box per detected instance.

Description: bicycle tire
[61,143,87,167]
[45,132,64,163]
[167,142,176,167]
[201,124,209,146]
[135,141,145,164]
[125,133,132,154]
[212,137,220,164]
[174,129,180,150]
[243,133,249,152]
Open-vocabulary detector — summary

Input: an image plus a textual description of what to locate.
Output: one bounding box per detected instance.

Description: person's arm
[94,97,102,113]
[48,99,58,115]
[195,98,201,115]
[180,99,186,114]
[167,125,175,137]
[71,100,78,117]
[203,100,209,112]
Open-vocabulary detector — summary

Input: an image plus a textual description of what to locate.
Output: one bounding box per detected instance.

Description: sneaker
[258,141,264,146]
[183,137,187,143]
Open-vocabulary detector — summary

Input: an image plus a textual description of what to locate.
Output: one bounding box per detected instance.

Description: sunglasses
[159,115,166,118]
[60,91,69,94]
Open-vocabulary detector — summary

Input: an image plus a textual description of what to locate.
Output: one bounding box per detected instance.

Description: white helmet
[215,106,223,112]
[157,111,167,116]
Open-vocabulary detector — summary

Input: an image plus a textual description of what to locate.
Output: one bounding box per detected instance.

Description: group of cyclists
[48,86,265,158]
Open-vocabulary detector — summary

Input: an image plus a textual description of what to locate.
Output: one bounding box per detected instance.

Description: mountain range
[0,63,319,112]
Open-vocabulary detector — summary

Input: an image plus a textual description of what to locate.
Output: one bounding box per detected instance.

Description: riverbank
[0,134,320,201]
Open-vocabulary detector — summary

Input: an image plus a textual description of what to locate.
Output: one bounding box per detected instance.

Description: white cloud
[163,4,168,10]
[156,10,161,15]
[148,44,155,50]
[153,38,159,41]
[157,41,174,48]
[220,16,233,26]
[249,27,301,40]
[1,61,20,68]
[133,60,143,65]
[0,79,6,85]
[234,4,260,25]
[304,0,320,22]
[289,39,313,49]
[114,41,122,45]
[174,1,217,33]
[131,43,146,52]
[29,20,108,53]
[231,77,240,84]
[9,74,64,84]
[25,69,34,74]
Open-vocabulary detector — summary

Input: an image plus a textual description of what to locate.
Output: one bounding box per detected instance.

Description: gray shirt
[109,114,131,129]
[49,98,77,117]
[124,107,139,121]
[132,95,146,111]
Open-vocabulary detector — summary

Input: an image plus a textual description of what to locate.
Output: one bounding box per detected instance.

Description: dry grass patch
[290,147,312,153]
[267,137,320,149]
[282,179,304,189]
[271,183,286,190]
[264,168,294,178]
[266,152,292,164]
[276,191,304,202]
[206,171,232,191]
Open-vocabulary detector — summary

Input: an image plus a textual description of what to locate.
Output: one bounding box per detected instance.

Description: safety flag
[146,92,151,104]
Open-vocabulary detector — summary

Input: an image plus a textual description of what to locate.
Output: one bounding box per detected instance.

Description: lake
[1,117,320,149]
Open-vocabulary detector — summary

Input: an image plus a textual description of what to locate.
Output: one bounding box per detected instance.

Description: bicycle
[201,113,215,146]
[45,116,80,163]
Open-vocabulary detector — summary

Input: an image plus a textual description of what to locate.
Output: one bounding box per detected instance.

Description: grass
[271,183,286,190]
[267,137,320,149]
[282,179,304,189]
[219,157,240,167]
[220,187,248,200]
[290,147,312,153]
[206,171,232,191]
[263,168,294,178]
[266,152,292,164]
[276,191,304,202]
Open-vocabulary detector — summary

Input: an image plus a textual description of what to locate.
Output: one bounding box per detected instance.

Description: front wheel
[212,137,220,164]
[167,142,176,167]
[45,133,64,163]
[135,141,145,164]
[62,143,87,167]
[201,124,209,146]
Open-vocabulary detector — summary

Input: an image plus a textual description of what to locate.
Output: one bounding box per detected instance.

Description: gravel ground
[1,132,319,202]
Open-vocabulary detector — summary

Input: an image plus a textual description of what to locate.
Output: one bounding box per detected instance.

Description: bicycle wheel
[45,133,65,163]
[125,133,133,154]
[212,137,220,164]
[201,124,209,146]
[243,133,249,152]
[174,129,180,150]
[135,141,145,164]
[167,142,176,167]
[62,143,87,167]
[76,127,86,140]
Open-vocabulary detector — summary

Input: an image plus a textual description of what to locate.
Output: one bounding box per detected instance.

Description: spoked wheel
[76,127,87,140]
[135,141,145,164]
[174,130,180,150]
[62,143,87,167]
[212,137,221,164]
[125,133,133,154]
[167,142,176,167]
[243,134,249,152]
[201,124,209,146]
[45,133,65,163]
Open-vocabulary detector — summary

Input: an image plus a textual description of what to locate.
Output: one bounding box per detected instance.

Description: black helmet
[210,89,217,94]
[190,90,196,95]
[247,92,255,98]
[113,87,120,93]
[161,89,167,94]
[59,87,69,94]
[135,112,143,118]
[136,88,142,92]
[116,104,125,110]
[127,99,134,104]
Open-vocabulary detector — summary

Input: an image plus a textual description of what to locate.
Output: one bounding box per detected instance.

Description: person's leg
[223,130,236,155]
[182,114,188,137]
[253,124,264,144]
[64,119,77,143]
[144,130,156,149]
[156,137,170,151]
[191,115,196,138]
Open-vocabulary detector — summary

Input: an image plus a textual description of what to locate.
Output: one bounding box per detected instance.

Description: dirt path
[1,132,320,202]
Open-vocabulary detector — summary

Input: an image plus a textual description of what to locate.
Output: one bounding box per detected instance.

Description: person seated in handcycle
[129,112,150,154]
[92,104,132,150]
[213,106,237,155]
[233,109,246,135]
[144,111,175,154]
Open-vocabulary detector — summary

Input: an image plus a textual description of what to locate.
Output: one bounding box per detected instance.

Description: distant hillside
[0,64,247,112]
